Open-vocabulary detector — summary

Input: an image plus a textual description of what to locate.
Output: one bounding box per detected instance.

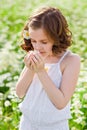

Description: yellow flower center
[26,32,29,36]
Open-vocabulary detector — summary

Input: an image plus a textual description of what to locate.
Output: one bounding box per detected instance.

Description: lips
[40,52,44,54]
[40,52,45,55]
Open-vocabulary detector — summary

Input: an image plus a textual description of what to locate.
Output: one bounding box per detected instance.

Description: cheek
[31,43,36,49]
[31,43,35,48]
[46,45,53,51]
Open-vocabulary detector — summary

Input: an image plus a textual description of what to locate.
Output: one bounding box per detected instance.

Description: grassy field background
[0,0,87,129]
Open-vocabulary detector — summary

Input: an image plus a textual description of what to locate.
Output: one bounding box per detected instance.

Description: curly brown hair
[21,6,72,54]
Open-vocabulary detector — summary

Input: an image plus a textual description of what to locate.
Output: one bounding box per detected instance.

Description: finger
[25,51,34,61]
[27,59,31,66]
[24,55,29,63]
[31,56,38,64]
[24,56,31,67]
[30,63,34,70]
[24,55,29,64]
[24,55,27,62]
[30,58,36,70]
[34,53,42,63]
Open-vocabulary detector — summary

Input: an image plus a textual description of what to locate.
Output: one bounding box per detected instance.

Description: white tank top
[19,50,71,126]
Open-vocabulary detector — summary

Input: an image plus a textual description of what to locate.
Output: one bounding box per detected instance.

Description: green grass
[0,0,87,129]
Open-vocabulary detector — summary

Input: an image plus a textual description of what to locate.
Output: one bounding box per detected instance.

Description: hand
[24,51,34,71]
[30,52,45,73]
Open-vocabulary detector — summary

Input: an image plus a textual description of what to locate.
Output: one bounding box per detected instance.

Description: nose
[34,43,41,51]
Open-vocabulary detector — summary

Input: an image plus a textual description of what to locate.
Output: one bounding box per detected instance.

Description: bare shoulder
[65,51,81,69]
[68,51,80,64]
[61,51,80,73]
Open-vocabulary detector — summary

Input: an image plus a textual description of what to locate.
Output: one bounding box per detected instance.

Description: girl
[16,6,80,130]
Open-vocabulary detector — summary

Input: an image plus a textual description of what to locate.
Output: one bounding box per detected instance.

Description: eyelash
[31,40,47,44]
[31,40,36,43]
[42,42,47,44]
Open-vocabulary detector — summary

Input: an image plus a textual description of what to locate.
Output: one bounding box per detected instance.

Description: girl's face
[29,27,54,57]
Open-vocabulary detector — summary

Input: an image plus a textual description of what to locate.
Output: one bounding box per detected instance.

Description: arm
[31,54,80,109]
[16,53,35,98]
[16,66,34,98]
[37,55,80,109]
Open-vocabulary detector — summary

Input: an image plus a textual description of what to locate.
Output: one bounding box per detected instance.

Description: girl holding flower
[16,6,80,130]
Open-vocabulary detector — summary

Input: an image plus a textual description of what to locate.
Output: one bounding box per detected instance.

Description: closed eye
[31,38,48,44]
[41,41,47,44]
[31,40,47,44]
[31,39,36,43]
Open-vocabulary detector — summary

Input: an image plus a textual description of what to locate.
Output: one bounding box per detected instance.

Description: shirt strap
[58,50,69,64]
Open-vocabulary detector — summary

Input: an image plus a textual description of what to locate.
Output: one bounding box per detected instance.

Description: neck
[44,51,66,64]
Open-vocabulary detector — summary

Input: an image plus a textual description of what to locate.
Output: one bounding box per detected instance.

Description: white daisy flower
[23,30,30,40]
[33,50,40,54]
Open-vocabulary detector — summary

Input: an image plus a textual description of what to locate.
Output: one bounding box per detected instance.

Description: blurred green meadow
[0,0,87,129]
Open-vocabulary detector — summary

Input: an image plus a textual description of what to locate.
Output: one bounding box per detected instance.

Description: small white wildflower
[83,93,87,100]
[0,108,2,115]
[74,117,83,124]
[4,100,11,107]
[33,50,40,54]
[71,127,76,130]
[29,50,40,55]
[23,30,30,39]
